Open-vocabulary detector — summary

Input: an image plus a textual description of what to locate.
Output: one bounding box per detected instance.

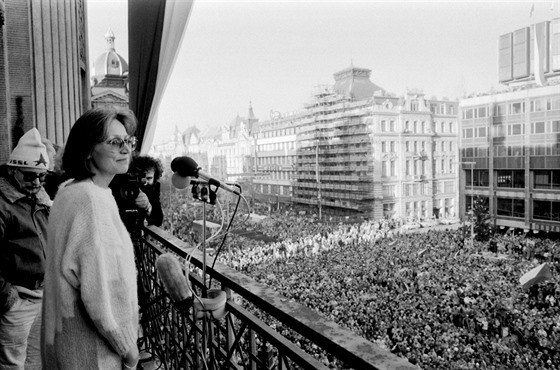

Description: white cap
[8,128,50,170]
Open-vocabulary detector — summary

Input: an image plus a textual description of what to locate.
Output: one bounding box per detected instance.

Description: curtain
[141,0,194,154]
[128,0,166,152]
[128,0,194,153]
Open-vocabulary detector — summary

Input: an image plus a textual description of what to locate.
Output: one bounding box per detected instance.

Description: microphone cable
[208,187,241,287]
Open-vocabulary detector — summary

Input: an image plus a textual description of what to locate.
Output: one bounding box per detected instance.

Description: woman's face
[89,119,132,182]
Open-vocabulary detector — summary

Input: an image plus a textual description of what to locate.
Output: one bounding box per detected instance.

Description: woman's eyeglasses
[17,169,48,182]
[104,136,137,151]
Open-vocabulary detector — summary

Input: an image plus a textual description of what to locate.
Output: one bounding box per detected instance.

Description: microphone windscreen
[155,253,191,302]
[170,156,199,177]
[171,172,190,189]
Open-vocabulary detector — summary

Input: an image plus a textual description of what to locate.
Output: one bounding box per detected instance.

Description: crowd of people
[160,192,559,370]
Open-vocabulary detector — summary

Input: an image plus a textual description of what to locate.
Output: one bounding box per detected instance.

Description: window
[510,102,523,114]
[382,161,388,176]
[531,144,547,156]
[465,109,474,119]
[464,128,473,138]
[383,185,396,197]
[497,170,524,188]
[389,120,395,132]
[449,122,454,133]
[534,170,560,189]
[494,125,506,137]
[382,141,387,152]
[531,121,545,134]
[478,127,487,137]
[551,120,560,132]
[444,181,454,193]
[497,198,525,218]
[381,120,387,132]
[390,160,396,176]
[533,99,544,112]
[509,124,522,135]
[406,160,411,175]
[494,145,508,157]
[390,141,395,152]
[533,200,560,221]
[495,104,506,116]
[477,107,487,118]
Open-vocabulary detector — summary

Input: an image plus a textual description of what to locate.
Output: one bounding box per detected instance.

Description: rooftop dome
[93,28,128,77]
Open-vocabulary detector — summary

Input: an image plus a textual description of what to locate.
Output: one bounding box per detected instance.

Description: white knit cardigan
[42,180,138,369]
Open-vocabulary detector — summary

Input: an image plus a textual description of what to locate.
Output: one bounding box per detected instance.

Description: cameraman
[110,155,164,236]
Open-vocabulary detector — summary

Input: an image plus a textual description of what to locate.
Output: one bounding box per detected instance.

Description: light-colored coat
[42,180,138,369]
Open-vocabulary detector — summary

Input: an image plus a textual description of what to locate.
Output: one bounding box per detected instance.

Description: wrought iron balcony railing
[136,225,416,370]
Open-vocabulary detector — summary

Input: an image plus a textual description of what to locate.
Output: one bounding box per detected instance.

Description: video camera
[111,171,145,235]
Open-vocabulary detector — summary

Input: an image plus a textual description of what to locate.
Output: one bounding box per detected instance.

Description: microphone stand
[202,201,207,293]
[191,180,216,296]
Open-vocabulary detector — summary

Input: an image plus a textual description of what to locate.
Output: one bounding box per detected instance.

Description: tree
[470,196,496,243]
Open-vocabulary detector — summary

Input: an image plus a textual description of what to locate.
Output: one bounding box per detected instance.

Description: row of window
[465,170,560,189]
[462,120,560,138]
[382,181,455,197]
[462,96,560,119]
[257,127,297,139]
[494,144,560,157]
[380,140,455,153]
[379,120,456,134]
[257,156,295,166]
[429,103,456,115]
[381,157,457,177]
[462,144,560,157]
[468,196,560,222]
[257,141,296,152]
[257,184,290,196]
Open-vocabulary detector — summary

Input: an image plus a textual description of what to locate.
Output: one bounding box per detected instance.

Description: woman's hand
[122,345,139,370]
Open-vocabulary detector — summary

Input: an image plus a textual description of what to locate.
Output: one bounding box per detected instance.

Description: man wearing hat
[0,128,51,369]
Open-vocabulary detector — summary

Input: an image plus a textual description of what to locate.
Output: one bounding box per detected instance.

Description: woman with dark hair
[41,107,140,369]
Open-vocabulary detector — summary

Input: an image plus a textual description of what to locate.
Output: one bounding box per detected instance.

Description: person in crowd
[0,128,51,369]
[110,155,164,236]
[41,107,139,369]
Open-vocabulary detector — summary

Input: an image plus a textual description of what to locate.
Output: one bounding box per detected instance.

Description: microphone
[155,253,228,320]
[170,156,241,195]
[155,253,192,311]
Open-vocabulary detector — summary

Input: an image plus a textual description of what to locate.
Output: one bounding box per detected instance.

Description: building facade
[253,111,301,206]
[0,0,89,159]
[459,17,560,233]
[256,66,459,220]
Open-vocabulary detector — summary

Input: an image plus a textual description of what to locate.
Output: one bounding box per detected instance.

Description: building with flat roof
[459,17,560,234]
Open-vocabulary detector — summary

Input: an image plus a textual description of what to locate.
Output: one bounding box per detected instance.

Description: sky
[87,0,559,146]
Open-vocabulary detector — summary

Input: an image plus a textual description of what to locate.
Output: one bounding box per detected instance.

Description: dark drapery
[128,0,166,152]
